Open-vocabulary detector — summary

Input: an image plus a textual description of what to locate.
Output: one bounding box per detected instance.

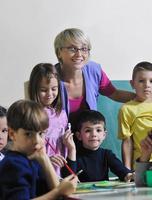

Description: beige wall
[1,0,152,107]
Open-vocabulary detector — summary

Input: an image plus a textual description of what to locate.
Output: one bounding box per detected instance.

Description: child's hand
[58,174,78,196]
[62,130,76,151]
[50,155,67,168]
[124,172,135,182]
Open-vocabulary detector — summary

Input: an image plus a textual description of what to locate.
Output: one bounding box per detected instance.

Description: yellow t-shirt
[118,100,152,166]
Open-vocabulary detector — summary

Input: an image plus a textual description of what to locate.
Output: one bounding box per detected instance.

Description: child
[0,106,8,161]
[0,100,77,199]
[118,61,152,170]
[62,110,134,182]
[28,63,68,176]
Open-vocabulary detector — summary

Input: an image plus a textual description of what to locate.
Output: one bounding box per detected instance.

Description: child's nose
[91,130,97,136]
[145,81,151,87]
[47,90,51,96]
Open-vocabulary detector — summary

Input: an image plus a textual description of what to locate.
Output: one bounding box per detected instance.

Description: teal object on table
[145,170,152,187]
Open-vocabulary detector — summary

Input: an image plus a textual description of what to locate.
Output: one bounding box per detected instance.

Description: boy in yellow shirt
[118,61,152,170]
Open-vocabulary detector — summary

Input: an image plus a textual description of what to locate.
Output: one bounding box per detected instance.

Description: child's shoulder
[120,100,139,110]
[0,151,40,176]
[97,147,114,156]
[100,147,117,157]
[45,107,67,118]
[121,99,152,111]
[1,151,37,169]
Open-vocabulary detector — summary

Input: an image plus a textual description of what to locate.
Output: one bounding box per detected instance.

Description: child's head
[0,106,8,152]
[131,61,152,102]
[54,28,91,62]
[76,110,106,150]
[28,63,62,113]
[7,99,49,156]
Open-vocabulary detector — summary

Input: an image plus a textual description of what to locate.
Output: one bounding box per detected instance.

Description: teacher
[54,28,134,131]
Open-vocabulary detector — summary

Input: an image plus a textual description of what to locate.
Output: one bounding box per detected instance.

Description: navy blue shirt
[62,145,131,182]
[0,150,49,200]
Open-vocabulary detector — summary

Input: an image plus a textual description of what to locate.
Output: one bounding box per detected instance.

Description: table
[66,181,152,200]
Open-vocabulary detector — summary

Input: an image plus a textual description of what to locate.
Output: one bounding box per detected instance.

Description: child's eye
[139,79,144,83]
[52,86,58,89]
[52,88,58,92]
[39,132,45,137]
[97,129,102,132]
[85,129,91,133]
[40,89,47,92]
[2,128,8,133]
[25,132,33,137]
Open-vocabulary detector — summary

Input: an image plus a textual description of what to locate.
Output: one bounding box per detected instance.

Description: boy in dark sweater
[62,110,134,182]
[0,100,77,200]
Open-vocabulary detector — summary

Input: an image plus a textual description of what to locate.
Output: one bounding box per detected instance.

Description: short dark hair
[132,61,152,80]
[76,110,106,131]
[7,99,49,132]
[0,106,7,117]
[28,63,62,114]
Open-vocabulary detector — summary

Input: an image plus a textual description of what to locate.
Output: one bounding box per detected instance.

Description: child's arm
[32,175,78,200]
[139,133,152,162]
[118,106,134,170]
[62,129,76,161]
[29,144,78,199]
[122,137,133,170]
[28,144,59,189]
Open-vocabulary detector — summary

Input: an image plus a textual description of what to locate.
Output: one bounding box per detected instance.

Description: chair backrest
[97,80,133,160]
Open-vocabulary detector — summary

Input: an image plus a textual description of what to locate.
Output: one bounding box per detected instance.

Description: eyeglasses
[61,46,90,54]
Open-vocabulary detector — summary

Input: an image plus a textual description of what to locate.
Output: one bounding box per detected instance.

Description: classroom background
[1,0,152,167]
[1,0,152,107]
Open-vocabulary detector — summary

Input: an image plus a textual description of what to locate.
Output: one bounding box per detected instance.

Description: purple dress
[44,107,68,176]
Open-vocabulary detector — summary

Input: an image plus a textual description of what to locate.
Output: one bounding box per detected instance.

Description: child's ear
[76,131,82,141]
[57,49,62,60]
[103,130,107,140]
[8,128,15,141]
[130,80,134,89]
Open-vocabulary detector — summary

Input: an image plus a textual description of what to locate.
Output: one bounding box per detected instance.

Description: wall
[0,0,152,107]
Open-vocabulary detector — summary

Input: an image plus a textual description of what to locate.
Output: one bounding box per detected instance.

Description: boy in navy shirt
[0,100,77,200]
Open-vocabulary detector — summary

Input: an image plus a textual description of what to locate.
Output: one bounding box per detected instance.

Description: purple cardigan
[56,61,104,115]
